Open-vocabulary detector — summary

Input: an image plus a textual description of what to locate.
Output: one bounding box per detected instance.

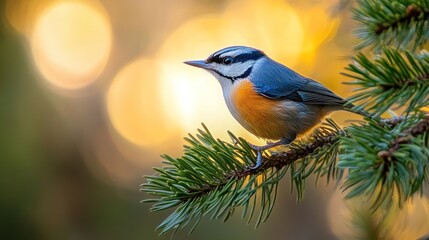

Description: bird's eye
[222,57,233,65]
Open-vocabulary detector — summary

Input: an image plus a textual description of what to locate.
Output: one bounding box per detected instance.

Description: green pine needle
[343,48,429,116]
[142,113,428,235]
[339,114,429,210]
[142,120,345,235]
[353,0,429,50]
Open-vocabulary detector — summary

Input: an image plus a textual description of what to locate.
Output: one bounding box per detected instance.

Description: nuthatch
[184,46,362,169]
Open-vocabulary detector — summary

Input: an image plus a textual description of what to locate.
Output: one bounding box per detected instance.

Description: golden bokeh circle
[327,190,429,239]
[5,0,52,35]
[107,58,175,146]
[31,1,112,89]
[223,0,304,66]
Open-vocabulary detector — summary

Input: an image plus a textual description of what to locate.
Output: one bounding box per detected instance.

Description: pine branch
[339,113,429,210]
[353,0,429,50]
[378,114,429,159]
[141,119,345,235]
[343,48,429,116]
[186,123,341,199]
[142,0,429,236]
[141,116,423,235]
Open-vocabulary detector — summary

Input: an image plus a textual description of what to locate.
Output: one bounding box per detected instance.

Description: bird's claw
[249,144,264,170]
[250,150,263,169]
[248,139,289,170]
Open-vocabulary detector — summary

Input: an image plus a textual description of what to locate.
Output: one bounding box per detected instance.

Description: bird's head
[184,46,266,88]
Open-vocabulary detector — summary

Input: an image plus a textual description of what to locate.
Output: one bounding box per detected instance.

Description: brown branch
[377,114,429,159]
[260,133,341,169]
[380,72,429,90]
[375,5,429,35]
[186,129,342,198]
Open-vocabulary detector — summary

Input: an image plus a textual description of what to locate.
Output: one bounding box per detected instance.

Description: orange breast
[231,80,291,140]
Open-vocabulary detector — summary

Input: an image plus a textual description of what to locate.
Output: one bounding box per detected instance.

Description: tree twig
[375,5,429,35]
[378,114,429,159]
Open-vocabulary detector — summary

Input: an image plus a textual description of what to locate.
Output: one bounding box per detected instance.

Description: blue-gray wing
[251,58,345,106]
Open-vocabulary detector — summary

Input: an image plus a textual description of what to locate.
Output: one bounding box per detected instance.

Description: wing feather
[251,58,345,106]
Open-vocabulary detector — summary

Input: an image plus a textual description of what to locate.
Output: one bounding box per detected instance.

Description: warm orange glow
[5,0,52,35]
[31,1,112,89]
[226,0,339,73]
[327,190,354,239]
[421,107,429,113]
[328,190,429,239]
[295,6,340,72]
[300,7,340,52]
[107,58,176,146]
[224,0,304,66]
[389,197,429,239]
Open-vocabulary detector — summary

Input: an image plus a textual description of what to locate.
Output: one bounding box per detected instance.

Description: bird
[184,46,367,169]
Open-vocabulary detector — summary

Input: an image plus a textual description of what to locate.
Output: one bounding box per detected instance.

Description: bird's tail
[342,102,380,120]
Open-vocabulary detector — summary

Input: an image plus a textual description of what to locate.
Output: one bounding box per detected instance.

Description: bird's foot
[247,137,295,170]
[248,141,285,170]
[249,144,264,170]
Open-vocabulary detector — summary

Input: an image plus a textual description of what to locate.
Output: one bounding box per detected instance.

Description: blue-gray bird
[184,46,363,169]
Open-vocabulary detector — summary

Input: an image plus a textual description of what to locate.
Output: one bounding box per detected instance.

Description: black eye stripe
[212,66,253,83]
[233,52,264,63]
[206,55,222,64]
[206,50,264,64]
[212,69,233,80]
[235,66,252,79]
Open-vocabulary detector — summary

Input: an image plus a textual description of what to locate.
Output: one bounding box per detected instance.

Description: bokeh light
[5,0,419,239]
[5,0,51,35]
[223,0,304,66]
[31,1,112,89]
[328,190,429,239]
[107,58,176,147]
[389,197,429,239]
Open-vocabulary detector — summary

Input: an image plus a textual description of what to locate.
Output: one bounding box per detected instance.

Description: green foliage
[287,118,345,196]
[142,125,271,234]
[353,0,429,50]
[343,48,429,116]
[142,121,345,235]
[339,115,429,210]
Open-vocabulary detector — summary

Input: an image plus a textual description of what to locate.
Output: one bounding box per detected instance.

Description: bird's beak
[183,60,212,70]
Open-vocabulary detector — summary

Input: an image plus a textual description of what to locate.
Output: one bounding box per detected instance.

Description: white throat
[209,72,243,125]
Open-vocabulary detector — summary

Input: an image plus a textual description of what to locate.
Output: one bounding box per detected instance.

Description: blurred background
[1,0,429,239]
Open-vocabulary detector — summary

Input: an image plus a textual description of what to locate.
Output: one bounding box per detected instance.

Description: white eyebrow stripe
[219,48,254,58]
[213,46,242,56]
